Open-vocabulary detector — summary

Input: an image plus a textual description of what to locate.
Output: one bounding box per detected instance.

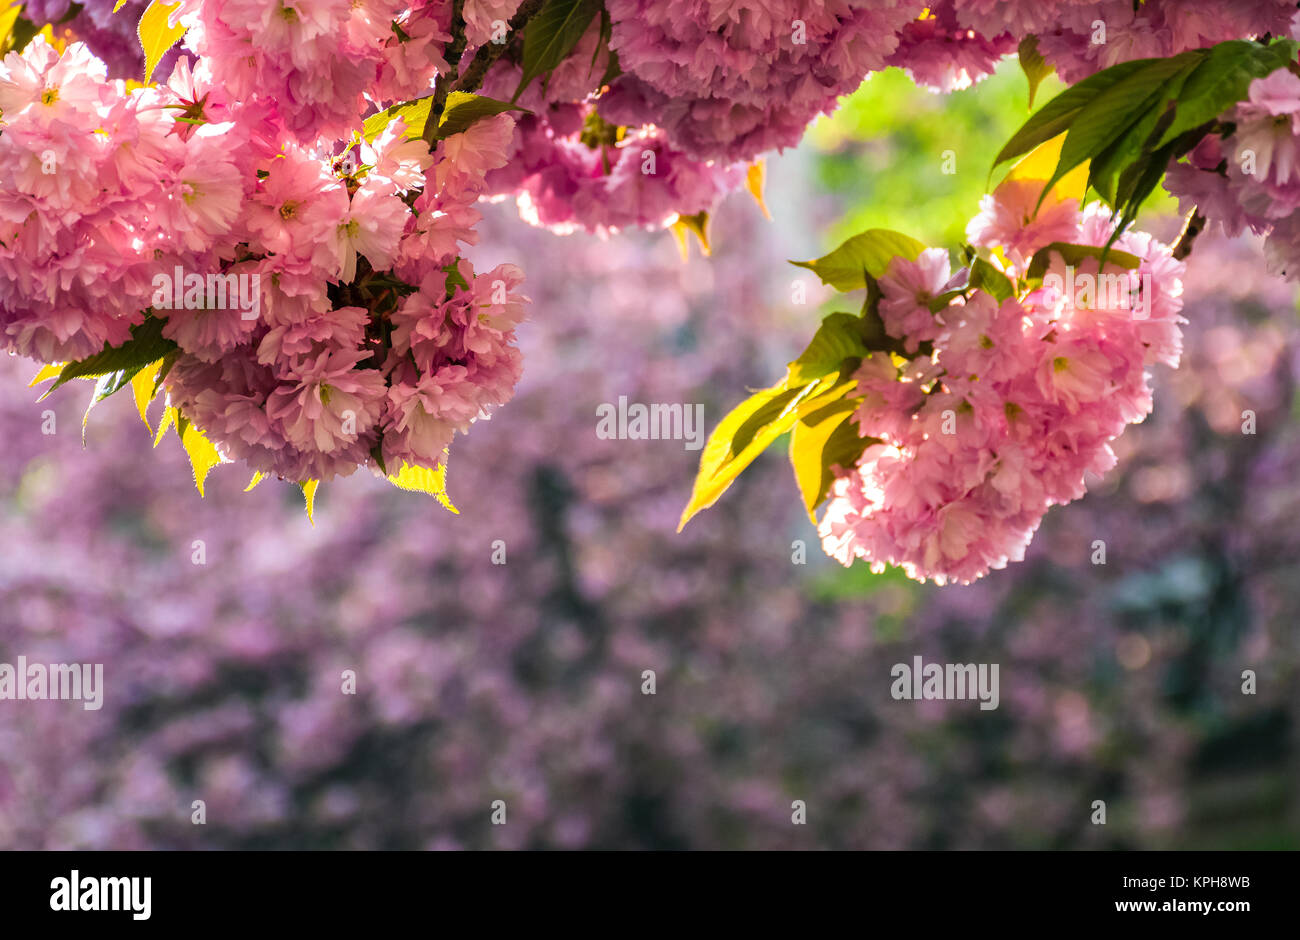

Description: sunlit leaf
[746,160,771,220]
[245,471,268,492]
[42,317,177,398]
[153,404,177,447]
[363,96,432,141]
[180,419,223,496]
[435,91,527,138]
[138,0,187,84]
[678,375,856,531]
[791,229,927,292]
[790,397,876,522]
[669,211,711,261]
[301,479,319,526]
[1000,133,1089,205]
[387,459,458,514]
[969,257,1016,302]
[1025,241,1142,281]
[130,359,164,432]
[786,312,868,385]
[28,362,63,388]
[0,2,21,52]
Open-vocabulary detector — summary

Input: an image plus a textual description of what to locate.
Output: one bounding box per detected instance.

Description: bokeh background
[2,63,1297,850]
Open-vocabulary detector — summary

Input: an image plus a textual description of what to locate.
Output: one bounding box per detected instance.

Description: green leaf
[514,0,602,101]
[1083,53,1205,205]
[786,312,869,385]
[1043,53,1200,206]
[992,58,1154,175]
[442,260,470,292]
[138,0,187,84]
[1018,35,1054,111]
[43,317,178,397]
[81,359,163,442]
[678,374,856,531]
[791,229,928,292]
[363,97,433,141]
[435,91,528,138]
[969,257,1015,302]
[387,460,458,514]
[1025,242,1142,281]
[790,397,877,522]
[1152,39,1299,151]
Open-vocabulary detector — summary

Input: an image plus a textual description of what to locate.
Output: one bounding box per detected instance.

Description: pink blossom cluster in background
[819,195,1186,584]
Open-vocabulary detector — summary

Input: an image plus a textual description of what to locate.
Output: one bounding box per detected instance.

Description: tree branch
[425,0,468,146]
[454,0,547,98]
[1172,208,1206,261]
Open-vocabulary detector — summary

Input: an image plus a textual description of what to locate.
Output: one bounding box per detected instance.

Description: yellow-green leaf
[301,479,319,526]
[1018,35,1054,111]
[130,360,163,432]
[363,96,433,141]
[180,419,222,496]
[790,398,874,523]
[113,0,130,11]
[153,404,177,447]
[387,460,457,514]
[669,211,710,261]
[28,362,64,388]
[0,2,22,54]
[1001,133,1089,206]
[786,312,869,386]
[746,160,771,221]
[678,375,856,532]
[245,471,268,492]
[791,229,928,292]
[138,0,187,84]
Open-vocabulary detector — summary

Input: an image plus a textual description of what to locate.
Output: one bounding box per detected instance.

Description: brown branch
[454,0,547,97]
[425,0,468,146]
[1172,208,1206,261]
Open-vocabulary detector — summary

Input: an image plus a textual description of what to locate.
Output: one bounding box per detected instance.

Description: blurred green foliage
[806,60,1178,250]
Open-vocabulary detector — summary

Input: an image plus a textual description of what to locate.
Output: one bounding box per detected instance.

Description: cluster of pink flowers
[598,0,927,163]
[2,0,1295,533]
[181,0,454,142]
[961,0,1298,85]
[19,0,1293,247]
[0,35,524,484]
[886,1,1016,94]
[1164,69,1300,282]
[0,38,174,363]
[819,194,1186,584]
[471,19,747,235]
[481,104,745,235]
